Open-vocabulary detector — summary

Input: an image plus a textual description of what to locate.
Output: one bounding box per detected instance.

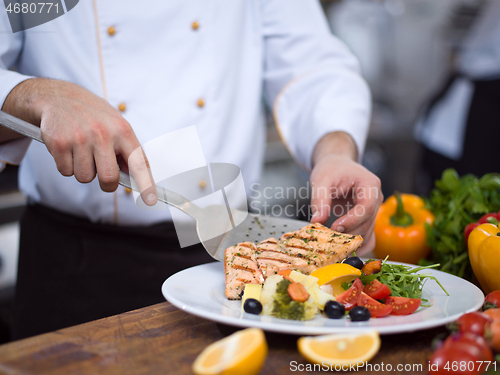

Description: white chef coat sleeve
[0,14,35,172]
[261,0,371,170]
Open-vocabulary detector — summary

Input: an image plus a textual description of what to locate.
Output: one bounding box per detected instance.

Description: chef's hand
[309,132,382,254]
[2,78,158,205]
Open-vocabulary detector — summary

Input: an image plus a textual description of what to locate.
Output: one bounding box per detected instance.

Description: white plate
[161,262,484,335]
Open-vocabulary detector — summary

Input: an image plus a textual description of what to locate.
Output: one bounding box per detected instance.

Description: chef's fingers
[330,183,383,233]
[121,144,157,206]
[73,143,97,184]
[339,212,376,240]
[331,208,376,255]
[116,155,129,174]
[331,202,377,235]
[331,201,377,234]
[93,145,120,192]
[41,127,74,177]
[50,146,74,177]
[309,177,332,224]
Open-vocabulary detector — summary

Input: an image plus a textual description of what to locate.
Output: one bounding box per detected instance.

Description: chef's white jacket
[0,0,370,226]
[415,0,500,160]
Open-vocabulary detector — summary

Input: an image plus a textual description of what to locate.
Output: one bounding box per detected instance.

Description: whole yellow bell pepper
[374,192,434,264]
[468,223,500,294]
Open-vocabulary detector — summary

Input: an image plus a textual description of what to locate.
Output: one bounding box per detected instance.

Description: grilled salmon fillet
[256,237,319,277]
[280,223,363,265]
[224,242,265,300]
[224,223,363,299]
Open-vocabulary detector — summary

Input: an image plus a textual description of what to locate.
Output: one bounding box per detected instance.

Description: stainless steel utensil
[0,110,310,261]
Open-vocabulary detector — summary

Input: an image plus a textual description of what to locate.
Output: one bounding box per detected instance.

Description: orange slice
[298,330,381,367]
[192,328,267,375]
[309,263,362,296]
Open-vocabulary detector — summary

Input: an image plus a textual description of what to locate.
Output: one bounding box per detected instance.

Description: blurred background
[0,0,487,342]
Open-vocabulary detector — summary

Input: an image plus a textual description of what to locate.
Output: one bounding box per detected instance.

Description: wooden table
[0,302,446,374]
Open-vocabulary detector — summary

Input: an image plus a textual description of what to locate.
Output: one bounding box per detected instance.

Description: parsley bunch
[423,169,500,279]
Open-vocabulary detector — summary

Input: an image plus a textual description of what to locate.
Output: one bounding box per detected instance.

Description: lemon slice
[298,330,381,368]
[192,328,267,375]
[309,263,362,296]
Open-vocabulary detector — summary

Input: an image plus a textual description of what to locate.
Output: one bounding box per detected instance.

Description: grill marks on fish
[256,238,318,277]
[224,242,265,300]
[280,223,364,266]
[224,223,363,299]
[253,239,286,277]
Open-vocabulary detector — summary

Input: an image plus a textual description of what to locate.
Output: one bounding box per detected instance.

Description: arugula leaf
[424,169,500,280]
[359,258,448,300]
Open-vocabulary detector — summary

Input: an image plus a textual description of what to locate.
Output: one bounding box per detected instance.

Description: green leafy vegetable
[271,279,315,320]
[423,169,500,279]
[359,257,448,300]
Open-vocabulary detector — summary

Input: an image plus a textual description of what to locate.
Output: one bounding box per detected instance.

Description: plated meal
[224,223,447,322]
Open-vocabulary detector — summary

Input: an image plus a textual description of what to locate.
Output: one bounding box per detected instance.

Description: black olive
[349,306,371,321]
[343,256,364,270]
[244,298,263,315]
[324,300,345,319]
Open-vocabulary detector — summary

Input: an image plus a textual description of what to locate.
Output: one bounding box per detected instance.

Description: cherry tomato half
[336,278,363,311]
[358,292,392,318]
[457,312,492,337]
[363,279,391,300]
[385,296,421,316]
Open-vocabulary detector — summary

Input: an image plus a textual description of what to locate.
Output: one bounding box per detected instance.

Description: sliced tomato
[358,292,392,318]
[385,296,421,315]
[363,279,391,300]
[336,278,363,311]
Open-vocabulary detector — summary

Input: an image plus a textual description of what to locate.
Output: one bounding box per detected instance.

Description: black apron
[417,75,500,194]
[12,204,215,340]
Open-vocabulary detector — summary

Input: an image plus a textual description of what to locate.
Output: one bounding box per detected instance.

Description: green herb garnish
[359,257,448,300]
